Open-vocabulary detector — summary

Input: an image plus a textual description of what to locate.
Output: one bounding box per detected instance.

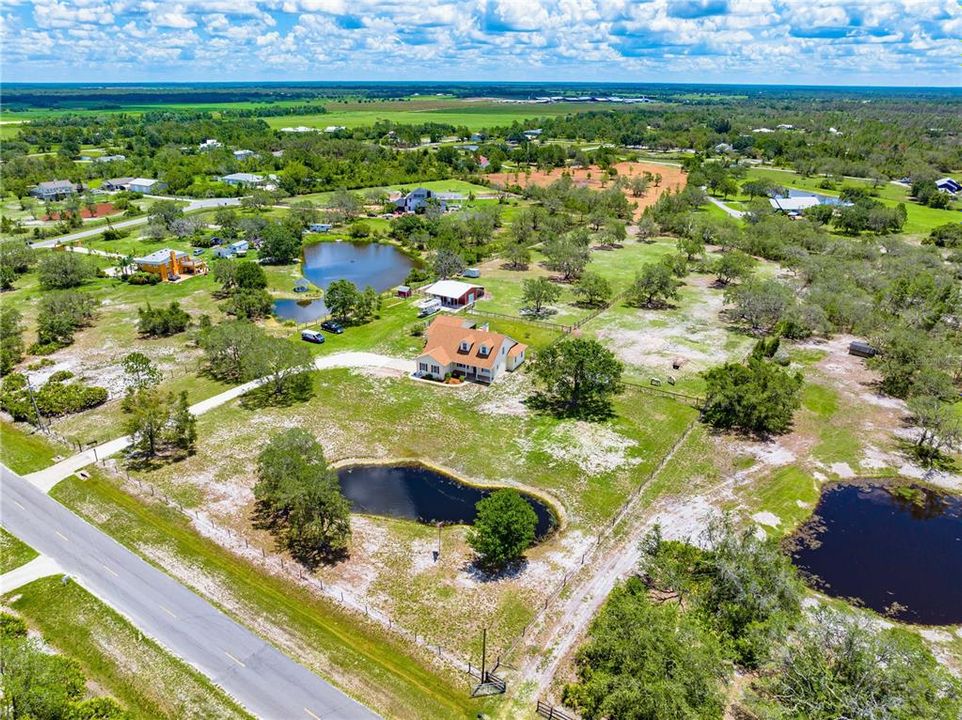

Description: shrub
[702,358,803,435]
[127,271,160,285]
[138,302,190,337]
[35,378,108,417]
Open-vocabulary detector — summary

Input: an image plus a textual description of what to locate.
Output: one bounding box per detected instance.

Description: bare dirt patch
[45,203,118,220]
[487,161,686,218]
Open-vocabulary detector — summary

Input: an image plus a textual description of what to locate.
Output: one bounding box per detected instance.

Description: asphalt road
[30,196,242,249]
[0,465,379,720]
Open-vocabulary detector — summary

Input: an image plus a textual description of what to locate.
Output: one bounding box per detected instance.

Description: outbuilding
[128,178,167,194]
[423,280,484,308]
[396,285,412,298]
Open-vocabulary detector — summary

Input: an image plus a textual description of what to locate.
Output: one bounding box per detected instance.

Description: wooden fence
[536,700,578,720]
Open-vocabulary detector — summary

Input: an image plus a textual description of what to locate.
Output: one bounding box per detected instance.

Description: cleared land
[488,161,687,218]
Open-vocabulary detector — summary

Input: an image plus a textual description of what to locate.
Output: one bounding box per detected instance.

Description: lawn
[4,576,252,720]
[0,527,38,573]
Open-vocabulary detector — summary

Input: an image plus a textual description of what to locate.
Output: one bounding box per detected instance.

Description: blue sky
[2,0,961,86]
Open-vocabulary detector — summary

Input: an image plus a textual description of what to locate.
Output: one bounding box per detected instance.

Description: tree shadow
[251,500,348,570]
[461,557,530,583]
[525,392,616,422]
[239,375,314,410]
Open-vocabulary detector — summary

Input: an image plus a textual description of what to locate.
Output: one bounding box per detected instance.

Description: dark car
[320,320,344,334]
[300,330,325,344]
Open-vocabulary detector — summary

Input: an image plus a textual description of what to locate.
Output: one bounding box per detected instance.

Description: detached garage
[423,280,484,308]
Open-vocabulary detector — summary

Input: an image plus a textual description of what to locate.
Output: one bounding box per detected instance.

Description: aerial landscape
[0,2,961,719]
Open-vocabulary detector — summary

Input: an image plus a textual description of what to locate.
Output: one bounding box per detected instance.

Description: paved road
[0,464,378,720]
[31,197,242,249]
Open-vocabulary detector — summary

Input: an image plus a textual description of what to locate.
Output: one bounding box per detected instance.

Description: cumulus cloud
[1,0,960,83]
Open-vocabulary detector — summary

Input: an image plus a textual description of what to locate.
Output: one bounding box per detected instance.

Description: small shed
[294,278,311,293]
[396,285,412,298]
[462,268,481,279]
[848,340,877,358]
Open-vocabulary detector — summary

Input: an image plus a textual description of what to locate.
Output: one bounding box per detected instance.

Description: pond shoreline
[331,456,567,533]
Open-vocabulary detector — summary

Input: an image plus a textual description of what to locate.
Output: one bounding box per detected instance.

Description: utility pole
[481,627,487,683]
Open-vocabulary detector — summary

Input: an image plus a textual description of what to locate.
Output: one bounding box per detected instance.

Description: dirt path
[508,420,735,705]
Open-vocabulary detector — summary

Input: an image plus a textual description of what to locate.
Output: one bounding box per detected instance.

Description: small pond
[788,483,962,625]
[337,463,557,540]
[273,241,414,322]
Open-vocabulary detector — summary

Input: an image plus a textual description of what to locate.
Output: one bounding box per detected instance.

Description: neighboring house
[423,280,484,308]
[30,180,77,201]
[462,268,481,279]
[280,126,317,133]
[752,127,774,133]
[769,196,821,214]
[102,177,134,191]
[220,172,265,187]
[199,138,222,150]
[94,154,126,163]
[478,155,490,169]
[134,248,207,281]
[776,124,795,130]
[233,149,255,161]
[213,240,250,259]
[324,126,346,133]
[395,187,446,213]
[935,177,961,194]
[307,223,332,232]
[523,128,543,139]
[714,142,734,153]
[415,315,526,383]
[128,178,167,194]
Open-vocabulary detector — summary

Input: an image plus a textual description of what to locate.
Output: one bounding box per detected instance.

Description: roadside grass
[0,420,68,474]
[51,471,495,720]
[0,527,38,573]
[3,576,252,720]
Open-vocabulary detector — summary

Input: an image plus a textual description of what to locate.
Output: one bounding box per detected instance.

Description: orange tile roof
[420,316,514,371]
[508,343,527,357]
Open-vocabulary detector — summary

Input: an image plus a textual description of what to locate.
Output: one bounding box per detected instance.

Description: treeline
[485,97,962,178]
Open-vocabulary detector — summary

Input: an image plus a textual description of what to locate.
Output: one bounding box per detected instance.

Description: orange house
[134,248,207,281]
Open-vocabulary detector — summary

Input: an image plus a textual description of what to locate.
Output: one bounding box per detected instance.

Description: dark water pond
[273,242,413,322]
[789,483,962,625]
[337,463,557,540]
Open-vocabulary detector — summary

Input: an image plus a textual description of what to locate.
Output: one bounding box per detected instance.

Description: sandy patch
[487,161,686,219]
[752,511,781,528]
[526,421,640,475]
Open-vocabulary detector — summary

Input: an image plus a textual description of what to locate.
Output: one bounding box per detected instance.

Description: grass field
[4,576,252,720]
[0,527,38,573]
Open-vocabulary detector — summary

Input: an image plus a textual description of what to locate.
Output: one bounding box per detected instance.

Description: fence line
[536,700,578,720]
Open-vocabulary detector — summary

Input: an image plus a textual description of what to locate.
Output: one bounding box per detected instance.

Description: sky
[1,0,961,86]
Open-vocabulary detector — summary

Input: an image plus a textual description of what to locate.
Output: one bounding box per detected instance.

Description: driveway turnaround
[0,465,379,720]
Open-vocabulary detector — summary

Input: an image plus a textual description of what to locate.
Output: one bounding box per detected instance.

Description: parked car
[300,330,325,344]
[193,248,205,256]
[320,320,344,334]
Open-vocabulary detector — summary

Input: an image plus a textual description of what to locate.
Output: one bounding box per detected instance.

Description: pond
[273,241,414,322]
[337,463,557,540]
[788,483,962,625]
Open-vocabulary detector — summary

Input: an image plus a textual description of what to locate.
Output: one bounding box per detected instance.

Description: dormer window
[478,344,490,357]
[459,340,473,352]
